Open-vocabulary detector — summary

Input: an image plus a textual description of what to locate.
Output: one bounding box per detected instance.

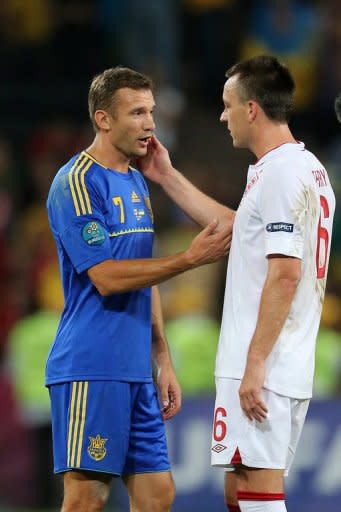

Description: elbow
[97,285,112,297]
[92,280,112,297]
[93,279,131,296]
[87,261,120,296]
[279,276,300,293]
[278,270,301,292]
[268,256,302,292]
[89,273,115,296]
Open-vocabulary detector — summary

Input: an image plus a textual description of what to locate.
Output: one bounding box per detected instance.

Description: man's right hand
[185,218,231,267]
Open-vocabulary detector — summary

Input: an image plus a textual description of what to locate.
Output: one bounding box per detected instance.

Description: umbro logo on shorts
[211,443,227,453]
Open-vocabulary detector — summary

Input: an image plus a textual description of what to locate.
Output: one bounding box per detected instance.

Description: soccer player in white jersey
[139,55,335,512]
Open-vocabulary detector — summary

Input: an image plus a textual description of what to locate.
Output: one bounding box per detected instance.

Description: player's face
[220,76,250,148]
[108,88,156,158]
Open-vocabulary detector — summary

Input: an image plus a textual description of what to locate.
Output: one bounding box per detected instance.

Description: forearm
[88,218,230,295]
[247,274,298,363]
[161,166,234,228]
[89,252,193,296]
[151,286,172,367]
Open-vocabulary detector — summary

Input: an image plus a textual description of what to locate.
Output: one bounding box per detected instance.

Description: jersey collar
[253,141,305,168]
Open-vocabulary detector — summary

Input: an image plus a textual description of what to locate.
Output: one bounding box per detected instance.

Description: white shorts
[211,378,309,475]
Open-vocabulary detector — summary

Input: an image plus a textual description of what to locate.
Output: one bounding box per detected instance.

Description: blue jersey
[46,151,154,385]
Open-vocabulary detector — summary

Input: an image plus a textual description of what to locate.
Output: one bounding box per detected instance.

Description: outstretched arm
[87,218,231,295]
[138,136,235,230]
[151,286,181,420]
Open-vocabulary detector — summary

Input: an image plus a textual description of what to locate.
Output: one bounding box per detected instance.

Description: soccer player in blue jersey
[46,67,232,512]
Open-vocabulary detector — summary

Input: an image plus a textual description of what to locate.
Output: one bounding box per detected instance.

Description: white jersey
[215,142,335,398]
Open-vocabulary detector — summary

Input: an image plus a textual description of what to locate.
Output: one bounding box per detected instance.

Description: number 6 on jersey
[316,195,330,279]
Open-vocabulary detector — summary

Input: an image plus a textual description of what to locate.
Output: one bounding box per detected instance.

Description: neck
[250,122,296,160]
[86,134,130,173]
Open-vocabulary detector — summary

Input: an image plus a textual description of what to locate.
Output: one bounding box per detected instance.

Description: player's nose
[145,113,155,132]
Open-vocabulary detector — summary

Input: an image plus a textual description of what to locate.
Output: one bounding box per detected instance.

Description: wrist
[159,165,177,189]
[182,248,197,270]
[153,357,173,372]
[152,343,171,365]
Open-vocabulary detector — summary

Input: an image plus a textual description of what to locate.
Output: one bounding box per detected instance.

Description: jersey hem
[46,375,153,386]
[55,466,121,476]
[265,243,304,260]
[214,374,312,399]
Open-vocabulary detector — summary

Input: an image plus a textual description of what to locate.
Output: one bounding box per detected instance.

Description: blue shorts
[49,381,170,476]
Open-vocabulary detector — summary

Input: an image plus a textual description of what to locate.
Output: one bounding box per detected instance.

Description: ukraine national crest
[87,434,108,461]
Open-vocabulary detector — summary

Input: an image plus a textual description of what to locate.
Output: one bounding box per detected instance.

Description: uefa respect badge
[82,221,106,246]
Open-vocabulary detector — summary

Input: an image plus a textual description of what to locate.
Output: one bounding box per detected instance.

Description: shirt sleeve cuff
[75,253,112,274]
[265,234,304,259]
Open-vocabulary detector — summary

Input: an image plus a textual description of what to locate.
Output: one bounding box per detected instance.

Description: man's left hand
[156,364,182,420]
[239,359,268,422]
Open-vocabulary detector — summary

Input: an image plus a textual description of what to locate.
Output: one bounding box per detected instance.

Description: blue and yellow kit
[46,150,155,385]
[47,151,170,476]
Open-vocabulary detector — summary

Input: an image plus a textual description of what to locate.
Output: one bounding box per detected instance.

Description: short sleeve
[258,162,306,259]
[48,171,112,273]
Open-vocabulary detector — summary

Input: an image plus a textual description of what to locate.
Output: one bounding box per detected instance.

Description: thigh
[211,378,292,471]
[122,383,170,475]
[49,381,131,475]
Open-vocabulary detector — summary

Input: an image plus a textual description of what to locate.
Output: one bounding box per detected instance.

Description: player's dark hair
[88,66,153,131]
[226,55,295,122]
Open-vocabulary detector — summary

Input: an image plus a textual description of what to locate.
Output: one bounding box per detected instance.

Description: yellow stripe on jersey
[76,381,88,468]
[80,161,93,214]
[66,381,89,468]
[67,382,77,467]
[73,158,90,215]
[68,154,85,216]
[70,382,83,467]
[68,153,93,216]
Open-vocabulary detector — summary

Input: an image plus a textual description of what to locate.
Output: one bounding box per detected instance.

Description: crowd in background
[1,0,341,508]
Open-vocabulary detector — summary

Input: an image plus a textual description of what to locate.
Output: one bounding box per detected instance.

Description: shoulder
[261,151,309,189]
[47,152,100,215]
[67,151,100,188]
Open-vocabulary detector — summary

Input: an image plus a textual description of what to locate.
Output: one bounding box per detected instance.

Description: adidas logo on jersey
[131,191,141,203]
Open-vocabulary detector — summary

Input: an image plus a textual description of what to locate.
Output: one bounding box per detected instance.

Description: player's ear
[94,110,111,131]
[248,100,258,122]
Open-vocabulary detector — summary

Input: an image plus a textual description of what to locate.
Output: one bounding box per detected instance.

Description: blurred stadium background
[1,0,341,510]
